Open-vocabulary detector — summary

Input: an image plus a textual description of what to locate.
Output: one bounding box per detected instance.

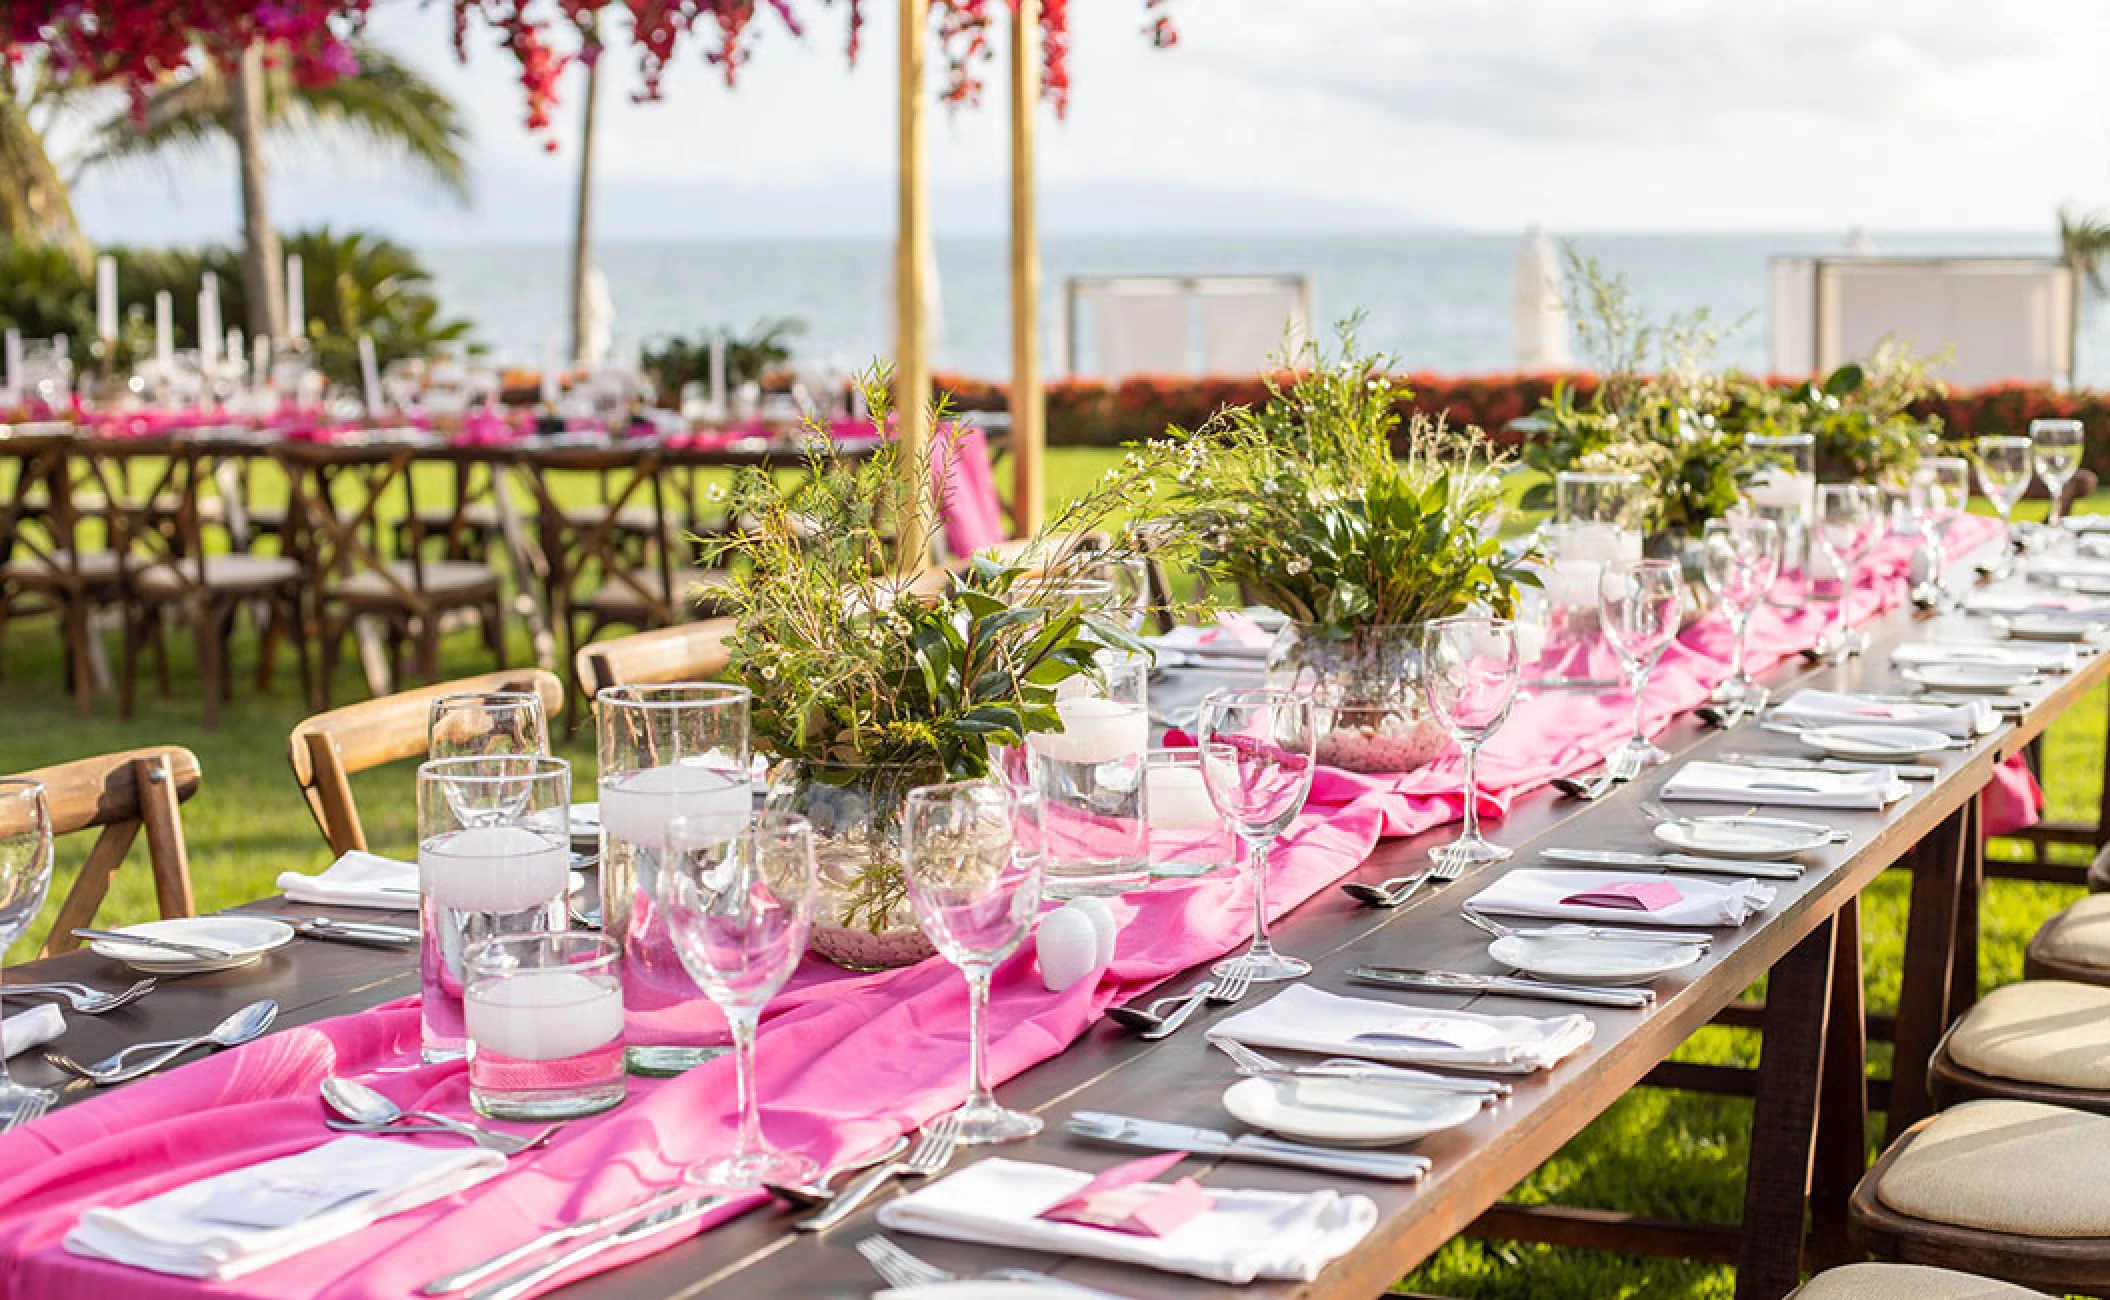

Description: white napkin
[1662,760,1908,811]
[1469,867,1775,928]
[4,1003,62,1059]
[1209,984,1594,1075]
[1892,641,2078,672]
[277,851,419,912]
[1143,615,1273,662]
[65,1137,502,1280]
[876,1157,1376,1286]
[2028,554,2110,580]
[1962,591,2110,619]
[1768,689,1993,739]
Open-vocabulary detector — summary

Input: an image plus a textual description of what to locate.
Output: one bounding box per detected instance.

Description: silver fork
[4,978,156,1015]
[2,1094,51,1134]
[1461,905,1711,948]
[1205,969,1252,1005]
[856,1234,1121,1297]
[1210,1036,1508,1098]
[796,1117,959,1232]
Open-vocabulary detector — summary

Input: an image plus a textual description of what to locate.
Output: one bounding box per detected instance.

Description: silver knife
[1717,752,1937,781]
[222,913,420,945]
[1066,1112,1429,1181]
[462,1193,742,1300]
[1539,847,1803,880]
[1348,966,1654,1009]
[421,1186,697,1294]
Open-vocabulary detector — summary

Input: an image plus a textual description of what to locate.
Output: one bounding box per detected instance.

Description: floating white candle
[599,760,749,846]
[1146,764,1218,831]
[1028,696,1150,766]
[466,969,623,1062]
[420,824,569,914]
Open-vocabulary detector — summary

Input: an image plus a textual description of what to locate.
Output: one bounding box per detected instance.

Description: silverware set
[68,928,233,960]
[1066,1109,1431,1180]
[1538,846,1803,881]
[320,1078,559,1156]
[1341,850,1467,909]
[1716,751,1938,782]
[5,977,156,1015]
[857,1233,1129,1297]
[1348,965,1654,1010]
[796,1116,962,1233]
[219,912,419,946]
[1210,1037,1508,1101]
[1461,906,1713,949]
[1552,746,1645,802]
[1104,969,1251,1039]
[45,999,278,1085]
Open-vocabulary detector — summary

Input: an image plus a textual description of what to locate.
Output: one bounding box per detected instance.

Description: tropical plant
[0,63,92,270]
[273,229,474,388]
[640,318,808,406]
[1725,340,1945,483]
[1158,324,1530,641]
[2060,206,2110,295]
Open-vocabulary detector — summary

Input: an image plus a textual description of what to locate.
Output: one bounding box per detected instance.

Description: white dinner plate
[1653,817,1836,860]
[2001,613,2110,643]
[1900,663,2042,694]
[1488,933,1706,986]
[1221,1075,1483,1147]
[1795,724,1955,761]
[874,1285,1089,1300]
[88,916,295,974]
[570,801,600,844]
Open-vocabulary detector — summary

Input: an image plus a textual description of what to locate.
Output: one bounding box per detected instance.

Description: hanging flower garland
[12,0,1176,134]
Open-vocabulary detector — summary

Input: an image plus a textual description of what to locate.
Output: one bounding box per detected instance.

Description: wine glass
[902,782,1046,1145]
[2030,418,2084,523]
[428,691,549,760]
[1597,559,1684,769]
[1700,517,1782,702]
[1812,485,1880,659]
[1420,616,1520,865]
[1197,688,1318,983]
[1974,435,2034,574]
[1909,457,1972,608]
[0,780,56,1126]
[661,810,818,1187]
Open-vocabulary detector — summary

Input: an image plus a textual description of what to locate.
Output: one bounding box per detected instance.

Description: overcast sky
[67,0,2110,244]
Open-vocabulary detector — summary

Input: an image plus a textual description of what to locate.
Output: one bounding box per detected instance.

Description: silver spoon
[1341,872,1428,908]
[1104,981,1215,1034]
[45,998,278,1084]
[762,1134,911,1208]
[321,1077,560,1154]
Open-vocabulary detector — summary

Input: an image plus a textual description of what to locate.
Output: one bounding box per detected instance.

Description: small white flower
[705,482,727,503]
[760,664,778,681]
[1286,557,1310,576]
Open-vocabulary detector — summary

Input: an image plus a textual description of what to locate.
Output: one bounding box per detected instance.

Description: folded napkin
[65,1137,503,1280]
[2028,554,2110,580]
[1144,614,1274,662]
[1962,592,2110,619]
[1891,641,2078,672]
[277,851,417,912]
[1209,984,1593,1075]
[1662,760,1908,811]
[1471,868,1774,927]
[876,1157,1376,1285]
[1769,689,1993,739]
[4,1002,62,1059]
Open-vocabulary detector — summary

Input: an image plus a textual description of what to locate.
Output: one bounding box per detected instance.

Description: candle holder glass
[1143,747,1232,878]
[466,932,626,1121]
[1030,651,1151,897]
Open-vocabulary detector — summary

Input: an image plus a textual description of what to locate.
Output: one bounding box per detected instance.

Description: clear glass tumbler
[466,932,626,1121]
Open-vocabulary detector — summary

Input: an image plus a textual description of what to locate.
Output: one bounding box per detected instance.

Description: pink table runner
[0,514,2038,1298]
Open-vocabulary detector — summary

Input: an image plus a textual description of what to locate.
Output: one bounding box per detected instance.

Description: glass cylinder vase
[1264,623,1447,775]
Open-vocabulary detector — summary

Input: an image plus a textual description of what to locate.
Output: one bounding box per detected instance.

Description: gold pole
[894,0,933,564]
[1007,0,1045,539]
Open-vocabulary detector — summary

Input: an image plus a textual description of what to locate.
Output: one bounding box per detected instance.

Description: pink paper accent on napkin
[1038,1152,1213,1237]
[1206,611,1272,650]
[1559,880,1684,912]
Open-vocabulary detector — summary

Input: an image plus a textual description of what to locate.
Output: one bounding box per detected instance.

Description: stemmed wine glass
[1973,435,2034,574]
[902,782,1046,1146]
[1420,616,1520,865]
[661,810,819,1188]
[428,691,550,760]
[0,780,55,1127]
[1700,517,1782,702]
[2030,418,2084,524]
[1197,688,1318,983]
[1909,456,1972,608]
[1598,559,1684,769]
[1813,484,1881,658]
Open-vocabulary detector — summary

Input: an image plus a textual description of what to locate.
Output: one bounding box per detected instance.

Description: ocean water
[419,230,2110,385]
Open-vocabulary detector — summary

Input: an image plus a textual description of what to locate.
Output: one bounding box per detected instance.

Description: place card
[1038,1151,1213,1237]
[1559,880,1683,912]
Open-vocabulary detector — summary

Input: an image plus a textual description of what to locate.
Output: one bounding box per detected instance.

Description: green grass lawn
[0,447,2099,1297]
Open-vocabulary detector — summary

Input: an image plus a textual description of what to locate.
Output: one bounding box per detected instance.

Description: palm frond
[71,66,231,177]
[2059,205,2110,295]
[269,43,471,202]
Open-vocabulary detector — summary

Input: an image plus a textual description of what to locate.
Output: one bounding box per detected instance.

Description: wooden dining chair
[286,668,564,856]
[1925,981,2110,1116]
[0,425,122,715]
[573,617,736,699]
[1788,1262,2055,1298]
[10,746,203,956]
[1848,1099,2110,1295]
[2023,893,2110,984]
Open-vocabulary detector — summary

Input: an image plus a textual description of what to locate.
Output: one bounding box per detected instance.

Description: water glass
[0,780,55,1126]
[1144,747,1231,877]
[1700,516,1782,701]
[1974,435,2034,572]
[417,755,572,1062]
[1198,688,1318,983]
[1909,457,1972,607]
[1029,653,1149,897]
[466,932,625,1121]
[1535,522,1638,689]
[1420,616,1519,865]
[1813,485,1880,658]
[428,691,549,761]
[597,682,752,1073]
[903,782,1046,1146]
[662,811,819,1186]
[1556,470,1646,530]
[1741,432,1815,588]
[1598,559,1683,768]
[2030,418,2085,522]
[1089,553,1155,634]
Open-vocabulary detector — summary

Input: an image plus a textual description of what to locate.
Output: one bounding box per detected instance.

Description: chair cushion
[1,549,121,585]
[2038,893,2110,970]
[1790,1262,2052,1299]
[336,560,498,602]
[585,567,733,620]
[134,554,302,596]
[1946,980,2110,1091]
[1877,1099,2110,1237]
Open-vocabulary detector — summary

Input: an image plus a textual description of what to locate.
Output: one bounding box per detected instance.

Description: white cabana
[1513,224,1571,371]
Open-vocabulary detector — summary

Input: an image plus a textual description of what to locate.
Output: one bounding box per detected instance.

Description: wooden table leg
[1735,913,1837,1300]
[1805,897,1867,1272]
[1947,794,1985,1019]
[1889,804,1968,1143]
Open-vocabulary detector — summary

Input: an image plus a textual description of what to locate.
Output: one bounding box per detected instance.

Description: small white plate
[1653,817,1835,859]
[88,917,295,974]
[1796,724,1955,761]
[2002,614,2109,643]
[874,1285,1088,1300]
[1901,663,2042,694]
[1489,933,1706,986]
[1222,1075,1482,1147]
[570,801,600,843]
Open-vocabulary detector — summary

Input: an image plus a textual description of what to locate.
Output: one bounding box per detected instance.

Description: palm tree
[74,40,471,341]
[2060,206,2110,296]
[0,61,94,271]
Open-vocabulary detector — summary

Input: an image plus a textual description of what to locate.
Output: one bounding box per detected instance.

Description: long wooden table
[6,586,2099,1299]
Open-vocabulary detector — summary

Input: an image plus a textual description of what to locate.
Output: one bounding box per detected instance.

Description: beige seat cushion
[1790,1262,2051,1299]
[1877,1099,2110,1236]
[134,554,302,596]
[585,567,733,620]
[2035,893,2110,969]
[1,549,121,585]
[336,560,498,603]
[1946,980,2110,1091]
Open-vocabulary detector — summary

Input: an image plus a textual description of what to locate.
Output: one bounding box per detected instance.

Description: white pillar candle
[358,334,384,416]
[253,335,272,385]
[1028,696,1151,766]
[1146,764,1218,831]
[284,253,304,341]
[198,274,221,370]
[466,969,623,1062]
[708,331,728,416]
[540,338,560,406]
[3,329,20,398]
[154,292,174,368]
[419,824,569,914]
[95,255,118,344]
[1515,616,1549,666]
[227,329,244,376]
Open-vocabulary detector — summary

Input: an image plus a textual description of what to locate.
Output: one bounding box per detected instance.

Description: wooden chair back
[574,617,736,698]
[11,746,203,956]
[287,667,564,856]
[273,436,438,607]
[0,425,92,584]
